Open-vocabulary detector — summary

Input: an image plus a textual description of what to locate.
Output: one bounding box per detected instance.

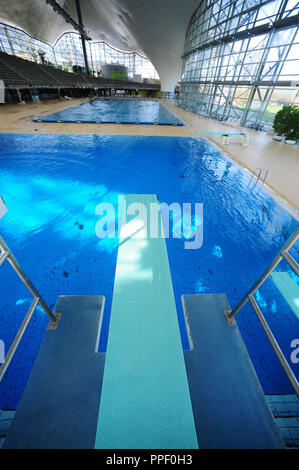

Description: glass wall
[54,32,159,80]
[180,0,299,128]
[0,22,56,65]
[0,22,159,81]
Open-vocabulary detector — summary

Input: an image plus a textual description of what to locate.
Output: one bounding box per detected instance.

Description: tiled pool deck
[266,394,299,447]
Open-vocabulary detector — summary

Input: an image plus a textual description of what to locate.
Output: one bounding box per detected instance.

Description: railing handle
[224,224,299,398]
[225,225,299,323]
[0,297,39,383]
[249,294,299,397]
[0,235,57,324]
[0,234,61,385]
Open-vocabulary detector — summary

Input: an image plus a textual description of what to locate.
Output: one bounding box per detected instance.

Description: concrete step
[182,294,284,449]
[3,295,105,449]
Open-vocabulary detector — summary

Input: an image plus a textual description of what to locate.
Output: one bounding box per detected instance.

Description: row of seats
[0,51,160,91]
[0,51,59,87]
[40,64,88,87]
[0,61,28,87]
[0,51,92,88]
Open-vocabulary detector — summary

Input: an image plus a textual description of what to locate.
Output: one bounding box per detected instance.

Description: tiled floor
[0,97,298,211]
[266,394,299,448]
[0,410,15,448]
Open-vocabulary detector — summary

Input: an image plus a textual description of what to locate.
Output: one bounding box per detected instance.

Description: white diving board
[196,131,249,146]
[196,132,246,135]
[94,194,198,449]
[271,272,299,320]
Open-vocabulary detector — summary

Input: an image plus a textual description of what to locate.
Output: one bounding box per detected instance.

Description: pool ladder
[224,224,299,398]
[0,235,60,384]
[249,167,268,187]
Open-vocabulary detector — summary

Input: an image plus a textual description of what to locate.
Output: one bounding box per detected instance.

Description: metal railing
[224,225,299,398]
[249,167,268,187]
[0,235,60,384]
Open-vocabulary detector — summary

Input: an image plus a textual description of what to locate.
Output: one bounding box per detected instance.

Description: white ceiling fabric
[0,0,200,90]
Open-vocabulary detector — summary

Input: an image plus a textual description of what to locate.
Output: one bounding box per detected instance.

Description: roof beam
[45,0,91,40]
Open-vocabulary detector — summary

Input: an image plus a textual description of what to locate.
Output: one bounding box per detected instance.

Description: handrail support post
[223,225,299,397]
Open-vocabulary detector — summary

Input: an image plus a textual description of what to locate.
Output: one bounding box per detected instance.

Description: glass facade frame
[0,23,159,81]
[54,32,159,80]
[0,22,56,64]
[179,0,299,128]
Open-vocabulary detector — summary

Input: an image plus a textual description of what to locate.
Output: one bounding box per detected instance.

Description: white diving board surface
[94,194,198,449]
[271,272,299,320]
[196,131,245,135]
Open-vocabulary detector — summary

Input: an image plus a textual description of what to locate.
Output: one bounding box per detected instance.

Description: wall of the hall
[0,23,160,82]
[0,0,201,94]
[178,0,299,129]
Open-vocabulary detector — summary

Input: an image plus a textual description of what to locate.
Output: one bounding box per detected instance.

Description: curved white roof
[0,0,199,90]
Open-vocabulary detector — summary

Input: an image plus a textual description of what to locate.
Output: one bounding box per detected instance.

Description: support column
[75,0,90,76]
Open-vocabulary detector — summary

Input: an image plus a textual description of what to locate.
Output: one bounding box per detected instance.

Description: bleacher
[40,64,88,87]
[0,55,29,87]
[0,51,160,92]
[0,51,59,87]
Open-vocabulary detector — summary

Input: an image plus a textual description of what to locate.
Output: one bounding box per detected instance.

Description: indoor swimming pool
[0,133,298,409]
[32,98,185,125]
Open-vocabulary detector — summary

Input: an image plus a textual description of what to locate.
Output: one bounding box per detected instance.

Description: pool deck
[0,97,298,211]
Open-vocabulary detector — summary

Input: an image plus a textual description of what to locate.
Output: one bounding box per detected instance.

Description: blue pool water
[33,99,184,125]
[0,133,298,410]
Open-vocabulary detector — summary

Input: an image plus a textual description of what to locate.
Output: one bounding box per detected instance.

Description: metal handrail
[248,167,262,187]
[224,225,299,398]
[249,167,268,187]
[260,168,268,185]
[0,235,60,383]
[254,168,262,184]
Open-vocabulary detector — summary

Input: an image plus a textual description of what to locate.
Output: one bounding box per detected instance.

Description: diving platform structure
[2,195,298,449]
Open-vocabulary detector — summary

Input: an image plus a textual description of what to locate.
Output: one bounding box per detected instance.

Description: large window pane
[0,22,158,80]
[179,0,299,128]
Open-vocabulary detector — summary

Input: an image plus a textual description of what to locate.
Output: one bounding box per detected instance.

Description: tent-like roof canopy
[0,0,200,90]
